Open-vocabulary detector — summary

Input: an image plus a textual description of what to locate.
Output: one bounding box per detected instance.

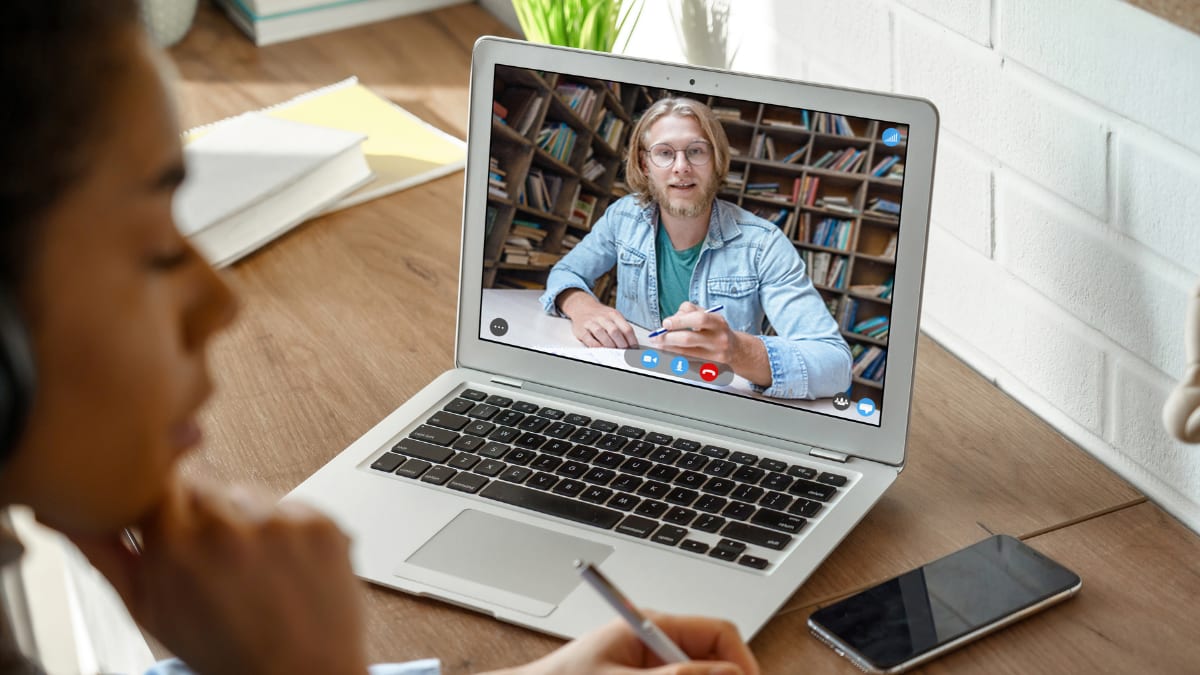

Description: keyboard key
[665,487,699,506]
[582,467,617,485]
[695,494,728,513]
[651,525,688,546]
[675,471,707,489]
[448,452,480,470]
[610,474,643,493]
[677,453,708,471]
[616,515,657,538]
[761,472,792,491]
[636,481,671,499]
[460,389,487,401]
[544,421,575,439]
[514,432,547,449]
[702,478,736,496]
[479,481,621,529]
[420,465,456,485]
[594,451,624,469]
[447,472,488,494]
[609,493,640,511]
[393,438,454,464]
[478,442,509,459]
[709,546,738,561]
[788,479,837,502]
[634,500,669,519]
[511,401,539,414]
[739,555,769,570]
[788,498,823,518]
[672,438,701,452]
[551,479,586,498]
[752,508,807,534]
[722,502,755,521]
[541,439,573,456]
[700,444,729,458]
[451,435,485,453]
[716,538,746,554]
[590,419,619,433]
[504,448,536,465]
[570,428,603,445]
[650,447,682,464]
[370,454,404,472]
[702,460,736,477]
[760,491,792,511]
[518,416,550,433]
[597,434,628,452]
[620,458,652,475]
[556,460,588,479]
[527,472,558,491]
[645,432,673,446]
[537,407,565,420]
[566,445,599,462]
[485,395,513,407]
[495,410,524,427]
[730,451,758,465]
[731,484,764,503]
[758,458,787,472]
[410,424,458,446]
[732,465,765,484]
[647,464,679,482]
[787,465,817,480]
[499,466,532,483]
[427,411,468,432]
[564,413,591,426]
[664,506,697,526]
[580,486,613,504]
[617,425,645,439]
[396,459,431,479]
[464,420,496,437]
[721,522,792,550]
[530,454,563,472]
[472,459,506,477]
[490,426,521,444]
[694,514,726,532]
[680,539,709,554]
[443,398,475,414]
[817,472,848,487]
[622,440,655,457]
[467,404,500,421]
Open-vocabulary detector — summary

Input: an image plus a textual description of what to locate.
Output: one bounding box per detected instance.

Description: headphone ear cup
[0,292,36,464]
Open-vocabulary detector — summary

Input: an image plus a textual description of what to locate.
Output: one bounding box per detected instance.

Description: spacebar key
[480,482,622,530]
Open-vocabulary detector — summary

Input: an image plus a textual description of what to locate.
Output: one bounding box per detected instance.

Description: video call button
[856,398,876,417]
[622,349,732,386]
[640,350,660,368]
[832,393,851,411]
[488,317,508,337]
[699,363,719,382]
[670,356,689,375]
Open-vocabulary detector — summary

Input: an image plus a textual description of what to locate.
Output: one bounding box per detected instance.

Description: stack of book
[811,112,857,137]
[488,156,508,199]
[556,83,599,123]
[865,197,901,221]
[571,194,599,228]
[817,195,857,215]
[215,0,467,46]
[810,218,853,250]
[850,277,894,300]
[597,111,626,148]
[851,315,890,340]
[870,154,901,177]
[851,345,887,382]
[537,122,577,163]
[811,147,868,173]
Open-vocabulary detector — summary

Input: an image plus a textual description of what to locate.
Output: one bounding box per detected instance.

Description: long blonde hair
[625,97,731,207]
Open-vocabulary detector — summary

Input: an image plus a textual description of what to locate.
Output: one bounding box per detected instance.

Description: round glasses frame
[645,141,713,168]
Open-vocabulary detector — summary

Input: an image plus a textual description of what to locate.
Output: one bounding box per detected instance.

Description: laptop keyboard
[368,387,852,571]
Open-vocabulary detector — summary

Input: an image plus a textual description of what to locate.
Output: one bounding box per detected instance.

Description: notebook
[286,37,938,640]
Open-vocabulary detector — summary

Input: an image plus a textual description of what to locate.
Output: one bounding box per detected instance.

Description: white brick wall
[675,0,1200,530]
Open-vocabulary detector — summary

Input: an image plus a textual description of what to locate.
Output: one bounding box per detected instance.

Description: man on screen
[539,97,852,400]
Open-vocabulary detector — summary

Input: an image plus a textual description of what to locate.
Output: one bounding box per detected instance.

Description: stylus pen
[647,304,725,338]
[574,560,690,664]
[122,527,142,555]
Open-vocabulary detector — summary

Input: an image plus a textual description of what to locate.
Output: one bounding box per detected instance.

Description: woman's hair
[624,97,731,207]
[0,1,141,292]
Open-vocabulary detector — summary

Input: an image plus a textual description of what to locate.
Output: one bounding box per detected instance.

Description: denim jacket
[540,195,852,399]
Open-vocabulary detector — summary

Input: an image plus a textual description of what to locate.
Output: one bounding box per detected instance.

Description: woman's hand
[71,478,368,675]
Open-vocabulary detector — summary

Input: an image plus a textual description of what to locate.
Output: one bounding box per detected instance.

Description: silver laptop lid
[457,37,937,467]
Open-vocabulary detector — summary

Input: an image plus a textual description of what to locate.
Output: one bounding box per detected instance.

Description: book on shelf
[866,197,901,215]
[215,0,465,46]
[812,218,853,250]
[781,146,807,164]
[513,93,545,136]
[811,112,857,137]
[510,220,548,242]
[881,234,899,260]
[817,195,857,215]
[484,205,498,238]
[571,194,599,228]
[562,233,582,250]
[762,116,808,130]
[851,315,890,339]
[712,106,743,121]
[885,163,905,180]
[725,170,745,189]
[839,297,859,331]
[175,113,371,268]
[555,83,599,122]
[528,250,563,267]
[597,111,626,148]
[488,156,508,198]
[870,154,900,177]
[852,346,887,378]
[581,157,607,182]
[849,277,894,299]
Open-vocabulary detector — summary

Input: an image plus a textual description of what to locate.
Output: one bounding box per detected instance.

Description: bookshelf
[487,71,905,406]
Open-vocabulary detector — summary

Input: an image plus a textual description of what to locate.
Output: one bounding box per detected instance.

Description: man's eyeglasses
[645,141,712,168]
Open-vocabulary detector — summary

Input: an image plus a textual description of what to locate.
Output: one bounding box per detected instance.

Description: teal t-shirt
[656,224,703,320]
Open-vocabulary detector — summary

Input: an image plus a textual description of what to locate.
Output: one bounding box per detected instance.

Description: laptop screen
[479,65,908,428]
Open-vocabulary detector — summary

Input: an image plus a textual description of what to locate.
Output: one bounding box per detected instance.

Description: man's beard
[649,175,720,219]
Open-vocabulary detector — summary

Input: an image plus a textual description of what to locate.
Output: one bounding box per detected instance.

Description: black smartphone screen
[809,535,1080,670]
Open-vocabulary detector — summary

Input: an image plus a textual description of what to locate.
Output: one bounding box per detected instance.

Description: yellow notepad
[186,77,466,212]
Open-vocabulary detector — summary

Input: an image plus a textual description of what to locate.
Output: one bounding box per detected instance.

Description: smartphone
[808,534,1081,674]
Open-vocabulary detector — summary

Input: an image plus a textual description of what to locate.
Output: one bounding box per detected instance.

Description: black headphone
[0,290,35,466]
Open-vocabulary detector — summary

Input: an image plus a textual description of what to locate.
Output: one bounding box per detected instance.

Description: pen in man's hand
[648,304,725,338]
[575,560,690,664]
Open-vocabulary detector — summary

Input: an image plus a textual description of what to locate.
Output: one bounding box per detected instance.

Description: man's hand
[651,302,772,388]
[559,288,638,349]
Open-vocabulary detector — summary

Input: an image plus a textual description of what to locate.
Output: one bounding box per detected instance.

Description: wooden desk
[169,5,1200,673]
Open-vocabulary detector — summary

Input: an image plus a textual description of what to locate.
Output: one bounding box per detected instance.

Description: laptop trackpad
[395,509,613,617]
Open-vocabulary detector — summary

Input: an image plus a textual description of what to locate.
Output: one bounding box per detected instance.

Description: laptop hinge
[810,447,850,463]
[490,375,524,389]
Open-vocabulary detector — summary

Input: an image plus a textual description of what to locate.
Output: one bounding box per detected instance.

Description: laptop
[286,36,938,640]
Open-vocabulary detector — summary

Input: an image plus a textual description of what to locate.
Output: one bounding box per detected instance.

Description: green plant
[513,0,644,52]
